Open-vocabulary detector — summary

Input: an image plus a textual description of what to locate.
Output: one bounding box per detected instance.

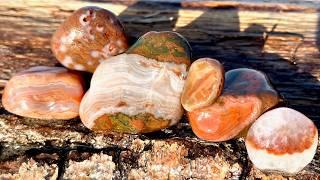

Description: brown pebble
[51,6,129,73]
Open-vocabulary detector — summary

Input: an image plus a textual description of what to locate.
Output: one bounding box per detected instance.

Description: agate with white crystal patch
[246,107,318,174]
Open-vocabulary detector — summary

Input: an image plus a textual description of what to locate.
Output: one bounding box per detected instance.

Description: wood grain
[0,0,319,179]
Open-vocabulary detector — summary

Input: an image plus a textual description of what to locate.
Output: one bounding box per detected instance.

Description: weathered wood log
[0,0,319,179]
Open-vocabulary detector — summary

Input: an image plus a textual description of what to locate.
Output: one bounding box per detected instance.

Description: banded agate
[80,31,191,133]
[181,58,224,112]
[246,107,318,174]
[80,53,187,133]
[188,68,279,142]
[51,6,128,72]
[2,66,85,120]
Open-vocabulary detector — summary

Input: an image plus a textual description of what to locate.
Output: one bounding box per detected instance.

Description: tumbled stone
[2,66,85,120]
[79,31,191,133]
[246,107,318,175]
[127,31,191,66]
[51,6,128,72]
[181,58,224,112]
[188,68,279,142]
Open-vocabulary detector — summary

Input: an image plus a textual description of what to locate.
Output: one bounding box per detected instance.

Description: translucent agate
[80,53,187,133]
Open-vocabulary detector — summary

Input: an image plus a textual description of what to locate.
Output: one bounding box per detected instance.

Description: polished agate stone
[181,58,224,112]
[246,107,318,174]
[127,31,191,66]
[2,66,85,119]
[51,6,128,73]
[188,68,279,142]
[80,31,191,133]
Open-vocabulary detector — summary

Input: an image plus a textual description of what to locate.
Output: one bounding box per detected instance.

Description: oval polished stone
[51,6,129,73]
[127,31,191,66]
[246,107,318,175]
[2,66,85,120]
[80,53,189,133]
[181,58,224,112]
[188,68,279,142]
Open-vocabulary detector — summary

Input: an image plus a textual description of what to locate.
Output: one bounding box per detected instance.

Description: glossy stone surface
[188,68,279,142]
[51,6,128,72]
[246,107,318,174]
[2,66,85,120]
[181,58,224,112]
[80,52,190,133]
[127,31,191,66]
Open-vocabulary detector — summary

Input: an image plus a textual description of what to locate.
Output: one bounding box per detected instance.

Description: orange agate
[2,66,85,120]
[181,58,224,112]
[187,68,279,142]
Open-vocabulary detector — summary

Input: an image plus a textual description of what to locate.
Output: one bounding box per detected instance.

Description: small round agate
[246,107,318,174]
[51,6,128,72]
[2,66,85,120]
[181,58,224,112]
[80,31,191,133]
[188,68,279,142]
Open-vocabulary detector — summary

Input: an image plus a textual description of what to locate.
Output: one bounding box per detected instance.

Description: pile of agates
[2,6,318,175]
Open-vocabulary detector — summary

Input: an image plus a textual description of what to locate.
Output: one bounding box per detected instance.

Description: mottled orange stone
[2,66,85,120]
[181,58,224,111]
[51,6,128,72]
[188,68,279,142]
